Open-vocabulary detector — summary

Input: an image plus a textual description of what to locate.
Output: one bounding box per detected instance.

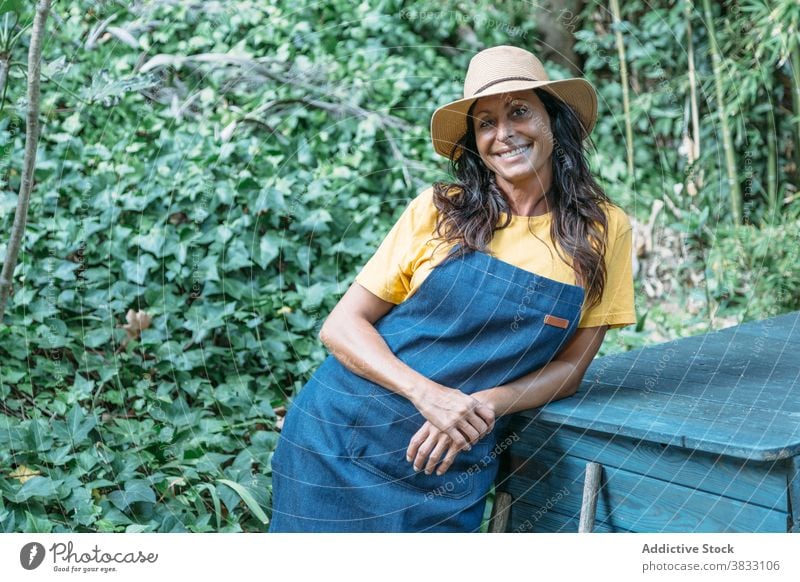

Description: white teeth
[497,144,531,158]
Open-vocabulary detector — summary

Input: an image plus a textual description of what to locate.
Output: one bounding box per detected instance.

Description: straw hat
[430,45,598,160]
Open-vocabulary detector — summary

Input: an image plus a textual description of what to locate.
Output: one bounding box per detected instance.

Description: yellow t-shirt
[355,186,636,329]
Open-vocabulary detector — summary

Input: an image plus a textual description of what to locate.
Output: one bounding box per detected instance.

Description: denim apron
[268,243,585,532]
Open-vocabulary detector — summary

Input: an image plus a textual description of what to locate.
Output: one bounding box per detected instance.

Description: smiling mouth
[494,144,532,159]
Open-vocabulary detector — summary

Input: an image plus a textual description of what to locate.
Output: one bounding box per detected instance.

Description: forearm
[319,314,431,404]
[476,360,584,418]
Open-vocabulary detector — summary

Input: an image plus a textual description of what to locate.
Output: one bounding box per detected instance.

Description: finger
[456,418,481,447]
[465,412,489,439]
[436,443,462,476]
[474,404,496,432]
[444,426,468,452]
[406,421,431,463]
[413,432,440,472]
[471,414,492,440]
[423,434,450,475]
[474,402,495,424]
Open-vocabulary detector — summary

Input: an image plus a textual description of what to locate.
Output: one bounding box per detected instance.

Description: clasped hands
[406,385,496,477]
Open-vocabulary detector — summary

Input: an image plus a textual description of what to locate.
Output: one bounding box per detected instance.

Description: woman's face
[470,89,554,186]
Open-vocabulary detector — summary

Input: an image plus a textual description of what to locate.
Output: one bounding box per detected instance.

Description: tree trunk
[536,0,585,75]
[0,0,52,322]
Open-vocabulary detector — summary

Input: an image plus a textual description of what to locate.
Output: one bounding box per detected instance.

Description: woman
[268,45,635,532]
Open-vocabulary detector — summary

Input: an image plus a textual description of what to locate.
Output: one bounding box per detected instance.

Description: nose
[496,118,514,142]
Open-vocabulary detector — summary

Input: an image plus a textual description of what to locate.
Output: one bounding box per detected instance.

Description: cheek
[538,133,555,155]
[531,123,554,153]
[475,133,494,159]
[531,117,553,144]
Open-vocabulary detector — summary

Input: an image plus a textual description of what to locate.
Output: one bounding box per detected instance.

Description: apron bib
[269,243,584,532]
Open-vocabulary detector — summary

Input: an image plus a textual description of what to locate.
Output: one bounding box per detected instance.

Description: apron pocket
[346,391,492,500]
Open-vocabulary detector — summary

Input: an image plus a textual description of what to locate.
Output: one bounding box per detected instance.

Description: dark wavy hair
[431,87,612,310]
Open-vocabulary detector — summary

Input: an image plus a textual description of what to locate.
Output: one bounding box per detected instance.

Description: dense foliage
[0,0,797,532]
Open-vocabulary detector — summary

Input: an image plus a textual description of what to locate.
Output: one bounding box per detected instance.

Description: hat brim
[430,78,598,160]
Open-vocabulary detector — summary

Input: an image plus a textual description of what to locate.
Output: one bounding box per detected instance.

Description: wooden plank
[520,311,800,458]
[506,500,628,533]
[488,491,512,533]
[607,310,800,364]
[580,366,800,414]
[502,420,789,510]
[587,346,800,390]
[790,455,800,533]
[579,462,602,533]
[579,310,800,404]
[590,345,800,409]
[728,311,800,341]
[603,334,791,370]
[501,451,788,532]
[520,384,800,460]
[589,343,799,390]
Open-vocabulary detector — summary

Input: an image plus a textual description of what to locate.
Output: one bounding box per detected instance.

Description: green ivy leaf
[107,479,157,512]
[83,327,112,349]
[122,254,159,285]
[11,476,63,503]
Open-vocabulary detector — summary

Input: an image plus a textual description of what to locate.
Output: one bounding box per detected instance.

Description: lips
[494,144,532,159]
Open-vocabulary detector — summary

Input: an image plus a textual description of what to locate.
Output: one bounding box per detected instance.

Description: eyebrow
[474,98,529,117]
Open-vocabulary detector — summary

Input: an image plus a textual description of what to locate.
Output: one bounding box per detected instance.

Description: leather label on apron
[543,314,569,329]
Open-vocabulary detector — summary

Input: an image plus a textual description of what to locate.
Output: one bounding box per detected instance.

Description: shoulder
[410,183,460,208]
[405,183,452,223]
[410,185,436,209]
[389,185,441,238]
[598,201,632,240]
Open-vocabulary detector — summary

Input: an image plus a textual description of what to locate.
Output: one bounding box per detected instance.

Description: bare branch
[0,0,52,322]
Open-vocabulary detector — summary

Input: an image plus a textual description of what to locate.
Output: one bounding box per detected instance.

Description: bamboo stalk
[0,52,9,111]
[685,0,702,195]
[791,43,800,181]
[687,2,700,162]
[0,0,52,321]
[767,112,777,222]
[610,0,634,181]
[701,0,742,224]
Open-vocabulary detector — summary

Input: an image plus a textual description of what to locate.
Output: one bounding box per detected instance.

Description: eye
[478,119,493,129]
[513,106,528,117]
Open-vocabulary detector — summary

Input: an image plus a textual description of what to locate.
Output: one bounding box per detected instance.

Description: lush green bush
[0,0,546,533]
[0,0,797,532]
[706,220,800,320]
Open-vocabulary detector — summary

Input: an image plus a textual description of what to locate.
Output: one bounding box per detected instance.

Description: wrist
[473,388,500,417]
[402,377,441,407]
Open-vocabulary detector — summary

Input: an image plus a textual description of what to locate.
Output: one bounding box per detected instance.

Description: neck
[495,171,553,216]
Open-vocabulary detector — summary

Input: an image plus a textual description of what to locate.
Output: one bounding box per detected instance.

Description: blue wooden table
[495,310,800,532]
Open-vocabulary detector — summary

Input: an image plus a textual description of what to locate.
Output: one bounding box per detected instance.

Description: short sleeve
[354,188,436,304]
[578,210,637,329]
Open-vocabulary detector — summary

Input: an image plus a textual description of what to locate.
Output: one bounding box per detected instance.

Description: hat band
[471,75,540,96]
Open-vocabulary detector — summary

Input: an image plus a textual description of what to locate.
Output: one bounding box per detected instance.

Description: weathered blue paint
[498,310,800,532]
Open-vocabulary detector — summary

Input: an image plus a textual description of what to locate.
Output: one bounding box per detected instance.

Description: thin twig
[0,0,52,321]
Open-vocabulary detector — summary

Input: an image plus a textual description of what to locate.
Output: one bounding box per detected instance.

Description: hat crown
[464,45,549,99]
